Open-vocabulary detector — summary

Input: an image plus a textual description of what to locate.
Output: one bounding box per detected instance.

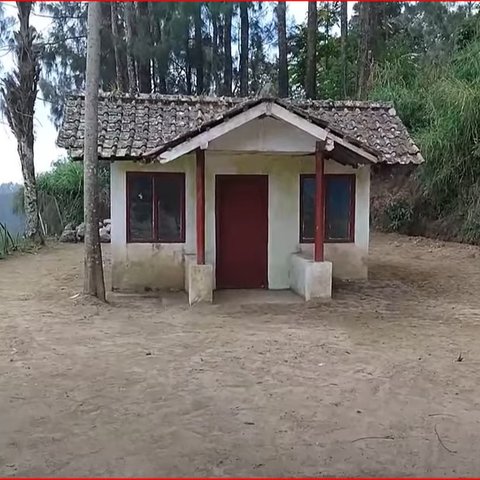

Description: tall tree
[83,2,106,300]
[340,1,348,98]
[209,3,222,95]
[223,3,233,96]
[305,1,317,99]
[277,1,288,97]
[194,3,204,94]
[124,1,136,94]
[357,2,375,99]
[1,2,43,243]
[136,2,151,93]
[110,2,124,91]
[239,2,249,96]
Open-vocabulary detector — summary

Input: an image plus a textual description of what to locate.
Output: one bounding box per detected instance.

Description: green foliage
[15,158,110,233]
[36,158,109,227]
[370,10,480,244]
[382,199,414,233]
[36,158,85,225]
[0,222,20,259]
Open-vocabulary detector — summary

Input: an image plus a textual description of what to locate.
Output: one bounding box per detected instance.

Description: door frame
[215,174,269,289]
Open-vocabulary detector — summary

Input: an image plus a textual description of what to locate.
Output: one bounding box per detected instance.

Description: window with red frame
[300,174,355,243]
[127,172,185,243]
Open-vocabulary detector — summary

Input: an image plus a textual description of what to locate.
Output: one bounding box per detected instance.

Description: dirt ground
[1,233,480,477]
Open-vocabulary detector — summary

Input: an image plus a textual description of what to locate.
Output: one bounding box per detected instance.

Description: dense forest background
[1,2,480,242]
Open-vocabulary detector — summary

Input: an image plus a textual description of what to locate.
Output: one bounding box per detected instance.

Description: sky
[0,1,311,184]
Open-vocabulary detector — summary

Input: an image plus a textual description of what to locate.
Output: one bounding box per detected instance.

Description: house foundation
[290,253,332,300]
[186,259,213,305]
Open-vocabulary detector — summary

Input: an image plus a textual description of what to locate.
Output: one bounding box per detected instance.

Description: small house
[58,95,423,303]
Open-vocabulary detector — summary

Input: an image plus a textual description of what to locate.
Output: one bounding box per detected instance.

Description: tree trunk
[110,2,124,91]
[305,1,317,99]
[19,135,41,242]
[136,2,151,93]
[124,1,136,94]
[0,2,43,244]
[357,2,373,100]
[212,11,221,95]
[83,2,106,301]
[239,2,249,97]
[340,1,348,98]
[194,3,204,95]
[185,22,192,95]
[223,4,233,96]
[277,1,288,97]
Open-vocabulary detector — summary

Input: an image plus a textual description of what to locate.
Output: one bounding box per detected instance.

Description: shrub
[15,158,110,235]
[0,222,20,258]
[383,199,414,233]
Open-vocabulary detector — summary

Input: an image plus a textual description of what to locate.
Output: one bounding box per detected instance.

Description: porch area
[186,143,334,305]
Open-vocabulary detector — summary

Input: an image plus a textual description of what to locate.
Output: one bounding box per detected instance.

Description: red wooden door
[216,175,268,289]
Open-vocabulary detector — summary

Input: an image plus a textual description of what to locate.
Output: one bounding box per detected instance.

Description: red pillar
[314,143,325,262]
[196,149,205,265]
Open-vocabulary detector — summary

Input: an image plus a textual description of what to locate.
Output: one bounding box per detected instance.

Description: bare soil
[1,233,480,477]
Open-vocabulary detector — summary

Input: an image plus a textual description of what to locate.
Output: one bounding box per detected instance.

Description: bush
[383,199,414,233]
[371,39,480,244]
[0,222,20,258]
[15,158,110,235]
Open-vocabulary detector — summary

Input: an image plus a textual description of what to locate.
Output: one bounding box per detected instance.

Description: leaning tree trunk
[124,1,136,94]
[340,1,348,98]
[0,2,43,244]
[83,2,106,301]
[305,1,317,99]
[239,2,249,97]
[277,1,288,97]
[223,4,233,96]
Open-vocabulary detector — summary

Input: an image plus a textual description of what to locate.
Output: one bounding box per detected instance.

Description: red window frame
[126,172,186,244]
[299,173,356,244]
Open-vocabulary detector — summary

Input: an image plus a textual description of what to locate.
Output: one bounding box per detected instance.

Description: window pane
[325,177,353,241]
[301,177,315,241]
[128,175,153,241]
[156,176,183,242]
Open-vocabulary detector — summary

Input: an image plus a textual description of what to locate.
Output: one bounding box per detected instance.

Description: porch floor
[214,288,304,305]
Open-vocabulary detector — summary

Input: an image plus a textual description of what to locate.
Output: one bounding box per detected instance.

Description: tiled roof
[57,94,423,165]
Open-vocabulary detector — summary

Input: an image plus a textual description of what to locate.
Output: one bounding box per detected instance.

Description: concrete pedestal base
[290,253,332,300]
[187,264,213,305]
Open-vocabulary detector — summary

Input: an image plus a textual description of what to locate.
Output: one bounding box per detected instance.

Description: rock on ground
[59,228,76,243]
[76,222,85,241]
[99,226,111,243]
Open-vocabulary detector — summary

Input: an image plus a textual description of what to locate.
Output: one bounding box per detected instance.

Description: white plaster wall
[110,157,196,292]
[110,117,371,292]
[210,117,317,153]
[299,161,370,279]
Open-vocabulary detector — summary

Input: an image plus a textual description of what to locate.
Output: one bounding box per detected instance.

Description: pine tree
[305,1,317,99]
[110,2,125,91]
[340,1,348,98]
[357,2,374,99]
[194,2,204,95]
[239,2,249,96]
[277,1,288,97]
[124,1,137,94]
[136,2,152,93]
[223,3,233,96]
